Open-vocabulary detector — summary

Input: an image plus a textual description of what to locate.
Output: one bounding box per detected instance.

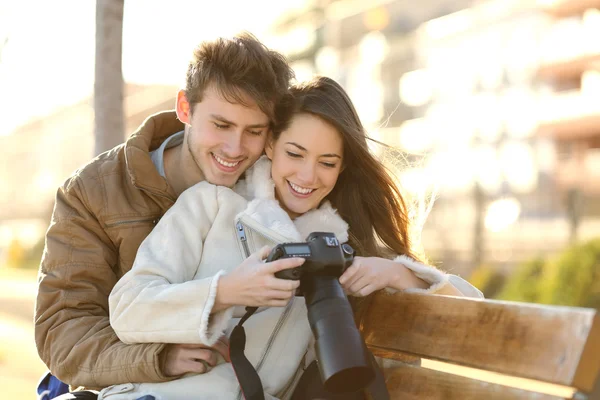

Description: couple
[35,33,481,400]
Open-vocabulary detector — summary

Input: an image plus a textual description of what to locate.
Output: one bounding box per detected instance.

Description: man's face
[177,86,270,188]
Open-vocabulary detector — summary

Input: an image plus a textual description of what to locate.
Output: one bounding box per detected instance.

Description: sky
[0,0,305,135]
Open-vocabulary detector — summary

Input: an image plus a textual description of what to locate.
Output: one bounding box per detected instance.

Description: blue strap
[37,371,70,400]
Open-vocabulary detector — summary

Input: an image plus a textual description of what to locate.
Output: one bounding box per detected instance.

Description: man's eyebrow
[210,114,269,129]
[286,142,342,159]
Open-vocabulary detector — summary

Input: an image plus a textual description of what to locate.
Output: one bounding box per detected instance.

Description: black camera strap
[229,306,390,400]
[230,306,264,400]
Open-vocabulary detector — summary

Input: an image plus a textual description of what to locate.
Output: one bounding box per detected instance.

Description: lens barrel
[303,276,374,393]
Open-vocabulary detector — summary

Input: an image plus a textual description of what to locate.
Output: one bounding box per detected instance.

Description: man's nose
[222,130,244,158]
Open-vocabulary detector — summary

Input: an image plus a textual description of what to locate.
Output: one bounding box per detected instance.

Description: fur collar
[234,156,349,243]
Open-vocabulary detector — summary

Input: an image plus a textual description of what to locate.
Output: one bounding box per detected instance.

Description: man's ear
[176,89,191,124]
[265,134,275,160]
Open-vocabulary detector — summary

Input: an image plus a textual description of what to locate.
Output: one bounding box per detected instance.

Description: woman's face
[266,113,344,219]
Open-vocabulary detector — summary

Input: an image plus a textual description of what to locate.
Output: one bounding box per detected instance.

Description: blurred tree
[472,182,485,269]
[94,0,125,156]
[497,239,600,309]
[538,239,600,309]
[468,264,505,299]
[496,257,545,303]
[565,187,583,243]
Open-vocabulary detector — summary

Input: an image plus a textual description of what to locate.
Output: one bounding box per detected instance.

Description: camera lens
[304,276,374,393]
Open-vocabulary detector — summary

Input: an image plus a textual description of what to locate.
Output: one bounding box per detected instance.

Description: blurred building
[269,0,600,272]
[0,84,177,250]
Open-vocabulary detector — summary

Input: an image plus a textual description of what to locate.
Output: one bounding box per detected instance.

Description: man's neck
[163,143,205,197]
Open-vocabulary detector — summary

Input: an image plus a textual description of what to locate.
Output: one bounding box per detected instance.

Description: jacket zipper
[235,221,251,258]
[105,217,158,228]
[238,215,291,244]
[234,219,295,400]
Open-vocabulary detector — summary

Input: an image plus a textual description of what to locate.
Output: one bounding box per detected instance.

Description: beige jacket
[103,157,482,400]
[34,111,185,389]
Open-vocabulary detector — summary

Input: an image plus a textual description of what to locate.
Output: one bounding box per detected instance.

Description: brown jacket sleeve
[34,176,171,389]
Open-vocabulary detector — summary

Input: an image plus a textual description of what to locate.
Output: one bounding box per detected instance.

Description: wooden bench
[361,292,600,399]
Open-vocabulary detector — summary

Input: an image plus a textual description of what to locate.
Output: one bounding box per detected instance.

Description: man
[34,32,294,396]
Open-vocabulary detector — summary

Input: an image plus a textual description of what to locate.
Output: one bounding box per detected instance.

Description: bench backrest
[361,292,600,400]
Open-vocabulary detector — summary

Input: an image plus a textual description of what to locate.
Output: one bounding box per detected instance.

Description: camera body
[269,232,354,294]
[267,232,375,394]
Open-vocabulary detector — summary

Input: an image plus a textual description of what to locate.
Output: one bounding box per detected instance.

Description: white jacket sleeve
[388,255,484,298]
[109,183,235,346]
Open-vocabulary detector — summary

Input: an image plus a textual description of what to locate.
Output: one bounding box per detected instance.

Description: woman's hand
[339,256,429,297]
[161,336,230,377]
[215,246,304,309]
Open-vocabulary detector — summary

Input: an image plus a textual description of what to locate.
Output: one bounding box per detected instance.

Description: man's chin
[205,172,240,188]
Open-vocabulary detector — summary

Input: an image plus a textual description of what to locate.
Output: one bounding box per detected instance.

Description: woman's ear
[175,89,191,124]
[265,135,275,160]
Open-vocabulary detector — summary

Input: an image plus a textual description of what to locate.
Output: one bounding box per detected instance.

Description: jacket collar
[235,156,349,243]
[124,110,184,201]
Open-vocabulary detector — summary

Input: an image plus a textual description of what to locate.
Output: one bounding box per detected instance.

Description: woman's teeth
[289,181,314,195]
[213,154,241,168]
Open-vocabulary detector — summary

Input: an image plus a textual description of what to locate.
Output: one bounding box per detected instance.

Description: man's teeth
[214,154,241,168]
[289,181,314,195]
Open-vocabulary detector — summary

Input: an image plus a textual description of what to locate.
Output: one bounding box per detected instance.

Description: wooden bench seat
[361,292,600,399]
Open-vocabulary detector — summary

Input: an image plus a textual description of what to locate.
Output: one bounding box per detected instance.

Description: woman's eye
[286,151,301,158]
[214,122,229,129]
[322,162,336,168]
[248,130,263,136]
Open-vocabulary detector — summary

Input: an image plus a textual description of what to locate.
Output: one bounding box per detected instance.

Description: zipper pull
[236,221,247,242]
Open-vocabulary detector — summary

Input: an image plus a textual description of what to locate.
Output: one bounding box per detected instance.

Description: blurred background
[1,0,599,397]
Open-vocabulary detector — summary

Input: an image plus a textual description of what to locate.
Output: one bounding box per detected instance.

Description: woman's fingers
[348,274,371,296]
[268,275,300,292]
[266,257,305,274]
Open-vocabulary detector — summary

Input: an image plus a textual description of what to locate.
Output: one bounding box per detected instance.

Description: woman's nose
[296,163,317,185]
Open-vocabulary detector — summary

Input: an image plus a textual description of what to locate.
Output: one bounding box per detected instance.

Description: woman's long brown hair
[274,76,422,317]
[277,76,420,260]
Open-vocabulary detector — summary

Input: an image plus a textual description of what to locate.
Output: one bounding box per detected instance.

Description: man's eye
[214,123,229,129]
[286,151,301,158]
[248,130,263,136]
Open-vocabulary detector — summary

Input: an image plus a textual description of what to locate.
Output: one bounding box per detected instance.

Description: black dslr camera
[267,232,375,394]
[269,232,354,292]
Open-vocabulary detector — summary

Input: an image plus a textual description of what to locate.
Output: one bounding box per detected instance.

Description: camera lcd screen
[285,245,310,255]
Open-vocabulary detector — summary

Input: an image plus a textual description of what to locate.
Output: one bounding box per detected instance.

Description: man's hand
[161,336,230,377]
[215,246,304,309]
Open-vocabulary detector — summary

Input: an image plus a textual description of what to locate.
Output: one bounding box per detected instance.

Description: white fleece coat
[103,156,482,400]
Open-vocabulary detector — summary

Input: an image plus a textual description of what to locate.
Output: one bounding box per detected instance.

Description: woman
[104,77,481,400]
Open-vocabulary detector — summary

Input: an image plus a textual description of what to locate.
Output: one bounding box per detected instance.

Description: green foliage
[496,257,545,303]
[496,238,600,309]
[468,264,505,299]
[537,239,600,309]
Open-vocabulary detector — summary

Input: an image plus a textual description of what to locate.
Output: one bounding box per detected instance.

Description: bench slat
[361,292,600,391]
[383,362,568,400]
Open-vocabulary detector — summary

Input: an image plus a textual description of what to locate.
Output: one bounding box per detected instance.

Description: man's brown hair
[184,32,294,130]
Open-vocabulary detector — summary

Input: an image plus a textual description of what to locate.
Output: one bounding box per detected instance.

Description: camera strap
[229,306,264,400]
[229,306,390,400]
